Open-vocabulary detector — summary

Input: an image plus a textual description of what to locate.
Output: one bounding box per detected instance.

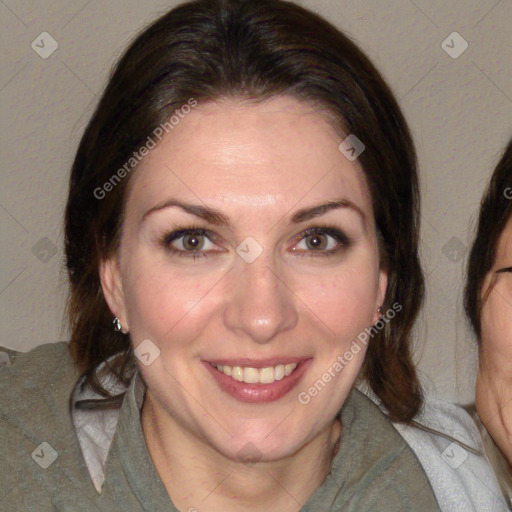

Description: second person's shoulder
[393,395,508,511]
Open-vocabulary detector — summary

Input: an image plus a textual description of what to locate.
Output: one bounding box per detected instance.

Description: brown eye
[305,233,329,250]
[292,227,350,256]
[181,232,205,251]
[161,227,219,259]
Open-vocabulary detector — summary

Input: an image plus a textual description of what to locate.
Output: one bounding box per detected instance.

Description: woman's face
[101,95,387,462]
[477,213,512,462]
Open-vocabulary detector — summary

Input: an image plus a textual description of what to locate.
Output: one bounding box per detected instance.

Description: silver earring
[113,317,122,332]
[377,307,383,314]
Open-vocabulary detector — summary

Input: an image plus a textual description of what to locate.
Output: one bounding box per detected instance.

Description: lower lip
[203,360,312,403]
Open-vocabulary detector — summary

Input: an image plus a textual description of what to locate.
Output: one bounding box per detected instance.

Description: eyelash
[158,224,351,260]
[496,266,512,273]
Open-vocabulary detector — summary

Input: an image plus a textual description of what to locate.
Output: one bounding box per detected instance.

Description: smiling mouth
[210,362,299,384]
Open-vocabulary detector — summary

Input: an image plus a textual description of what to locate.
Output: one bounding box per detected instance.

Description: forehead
[494,213,512,264]
[125,96,373,224]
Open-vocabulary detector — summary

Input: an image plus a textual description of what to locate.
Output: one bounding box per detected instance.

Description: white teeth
[259,367,275,384]
[284,364,295,376]
[211,362,298,384]
[232,366,243,382]
[243,367,260,384]
[274,364,285,381]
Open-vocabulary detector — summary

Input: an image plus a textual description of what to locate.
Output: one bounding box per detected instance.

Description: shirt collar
[70,352,141,494]
[69,355,439,510]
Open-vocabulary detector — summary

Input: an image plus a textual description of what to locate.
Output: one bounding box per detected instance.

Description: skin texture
[100,96,387,511]
[477,214,512,468]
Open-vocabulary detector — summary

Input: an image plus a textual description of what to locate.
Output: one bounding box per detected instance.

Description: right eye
[168,230,215,252]
[159,227,223,260]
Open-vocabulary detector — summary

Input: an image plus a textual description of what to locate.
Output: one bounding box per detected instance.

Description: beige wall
[1,0,511,404]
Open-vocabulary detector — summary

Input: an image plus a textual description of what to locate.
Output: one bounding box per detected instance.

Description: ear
[99,255,129,333]
[372,268,388,324]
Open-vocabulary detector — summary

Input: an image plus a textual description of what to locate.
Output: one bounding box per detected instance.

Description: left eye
[292,228,349,254]
[295,233,337,251]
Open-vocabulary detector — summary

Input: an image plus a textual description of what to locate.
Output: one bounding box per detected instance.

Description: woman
[0,0,504,510]
[465,137,512,508]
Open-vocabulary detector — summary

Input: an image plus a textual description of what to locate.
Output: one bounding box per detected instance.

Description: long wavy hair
[65,0,424,423]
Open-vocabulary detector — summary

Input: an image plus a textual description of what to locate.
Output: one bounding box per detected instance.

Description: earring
[377,307,383,314]
[113,317,122,332]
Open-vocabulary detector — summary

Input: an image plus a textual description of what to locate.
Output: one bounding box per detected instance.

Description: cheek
[123,257,223,342]
[291,264,379,339]
[122,244,380,349]
[481,287,512,355]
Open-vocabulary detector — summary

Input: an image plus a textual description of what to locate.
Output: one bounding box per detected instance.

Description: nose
[223,256,298,344]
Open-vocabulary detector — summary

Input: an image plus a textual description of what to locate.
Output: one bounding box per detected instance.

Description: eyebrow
[141,198,366,227]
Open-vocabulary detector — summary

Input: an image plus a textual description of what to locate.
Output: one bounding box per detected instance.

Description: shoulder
[0,340,73,373]
[331,389,443,509]
[393,395,509,511]
[0,342,80,438]
[0,343,91,509]
[0,341,77,396]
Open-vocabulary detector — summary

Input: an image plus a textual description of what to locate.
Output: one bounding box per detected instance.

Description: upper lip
[205,357,310,368]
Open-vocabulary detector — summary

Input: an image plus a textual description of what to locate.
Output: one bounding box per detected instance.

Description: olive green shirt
[0,342,440,511]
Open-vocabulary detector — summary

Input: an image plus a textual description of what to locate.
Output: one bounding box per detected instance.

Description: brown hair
[65,0,424,422]
[464,138,512,339]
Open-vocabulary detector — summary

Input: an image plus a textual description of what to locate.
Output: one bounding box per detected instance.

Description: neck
[141,391,342,512]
